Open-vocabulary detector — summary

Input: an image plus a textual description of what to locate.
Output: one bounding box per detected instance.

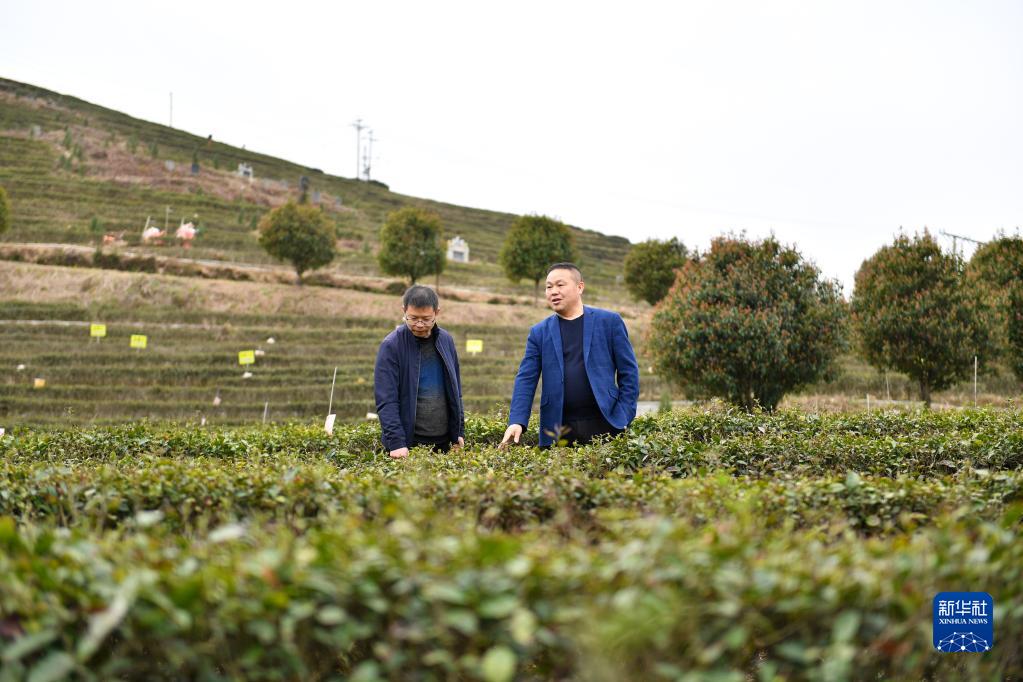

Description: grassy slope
[0,261,669,426]
[1,261,1018,427]
[0,76,631,295]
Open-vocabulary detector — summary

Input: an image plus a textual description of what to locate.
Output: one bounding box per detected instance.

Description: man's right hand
[499,424,522,449]
[389,447,410,459]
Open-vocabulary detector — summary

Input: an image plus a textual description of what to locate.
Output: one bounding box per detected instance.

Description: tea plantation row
[0,409,1021,680]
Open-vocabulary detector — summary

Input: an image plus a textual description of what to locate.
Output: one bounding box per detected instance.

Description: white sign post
[324,366,338,435]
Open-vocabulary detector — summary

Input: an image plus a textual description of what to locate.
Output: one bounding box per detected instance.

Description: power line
[364,129,378,181]
[939,230,986,256]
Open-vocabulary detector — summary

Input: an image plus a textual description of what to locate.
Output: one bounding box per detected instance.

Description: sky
[4,0,1023,292]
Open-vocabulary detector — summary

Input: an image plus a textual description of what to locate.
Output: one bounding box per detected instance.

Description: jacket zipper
[409,328,420,438]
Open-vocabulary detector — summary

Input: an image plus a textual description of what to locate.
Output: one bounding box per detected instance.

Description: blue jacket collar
[397,323,443,342]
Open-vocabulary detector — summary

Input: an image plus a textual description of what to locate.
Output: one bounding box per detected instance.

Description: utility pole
[939,230,985,256]
[351,119,365,180]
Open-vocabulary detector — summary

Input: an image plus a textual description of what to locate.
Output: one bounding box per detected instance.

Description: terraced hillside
[3,257,1020,426]
[0,262,667,427]
[0,77,631,294]
[1,308,515,426]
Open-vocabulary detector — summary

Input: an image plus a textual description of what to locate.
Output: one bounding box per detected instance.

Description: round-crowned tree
[649,235,847,411]
[257,201,336,284]
[498,214,576,300]
[623,237,688,305]
[967,234,1023,291]
[377,207,445,285]
[1009,286,1023,381]
[967,234,1023,380]
[852,231,995,405]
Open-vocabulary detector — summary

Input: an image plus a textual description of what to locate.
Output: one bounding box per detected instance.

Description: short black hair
[402,284,439,310]
[546,262,582,281]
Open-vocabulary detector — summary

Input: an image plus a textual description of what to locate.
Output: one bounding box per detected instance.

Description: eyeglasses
[403,315,436,327]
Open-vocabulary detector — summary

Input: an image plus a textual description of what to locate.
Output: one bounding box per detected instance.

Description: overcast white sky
[4,0,1023,291]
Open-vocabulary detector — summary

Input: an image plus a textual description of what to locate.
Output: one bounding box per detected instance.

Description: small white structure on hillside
[237,163,254,181]
[446,236,470,263]
[141,216,165,245]
[176,220,197,248]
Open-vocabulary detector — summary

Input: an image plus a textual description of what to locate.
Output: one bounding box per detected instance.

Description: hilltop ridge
[0,76,631,295]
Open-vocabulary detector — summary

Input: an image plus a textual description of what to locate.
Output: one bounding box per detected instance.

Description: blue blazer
[508,306,640,446]
[374,324,465,451]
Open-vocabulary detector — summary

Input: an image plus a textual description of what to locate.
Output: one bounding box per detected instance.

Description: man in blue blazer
[500,262,640,448]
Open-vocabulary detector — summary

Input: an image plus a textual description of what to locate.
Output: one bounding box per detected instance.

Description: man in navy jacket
[500,262,640,448]
[374,285,465,458]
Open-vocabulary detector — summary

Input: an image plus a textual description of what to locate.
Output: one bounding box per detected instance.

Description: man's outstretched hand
[499,424,522,449]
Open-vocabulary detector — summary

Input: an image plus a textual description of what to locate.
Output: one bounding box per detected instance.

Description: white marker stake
[974,355,978,407]
[263,401,269,425]
[325,367,337,434]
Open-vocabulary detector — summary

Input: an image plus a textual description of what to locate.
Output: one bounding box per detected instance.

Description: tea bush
[1,407,1021,680]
